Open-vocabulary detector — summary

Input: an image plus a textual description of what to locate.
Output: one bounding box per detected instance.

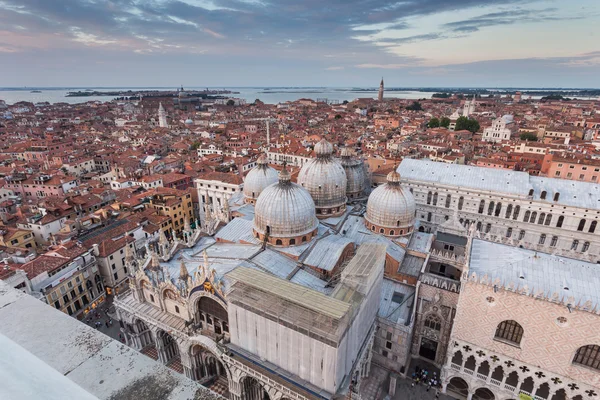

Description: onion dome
[253,164,318,246]
[298,138,347,218]
[340,148,368,201]
[365,170,416,237]
[243,154,278,204]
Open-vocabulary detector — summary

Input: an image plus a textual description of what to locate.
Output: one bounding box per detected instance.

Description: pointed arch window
[523,210,531,222]
[488,201,495,215]
[573,345,600,370]
[578,219,586,231]
[544,214,552,226]
[424,314,442,331]
[432,192,438,206]
[556,215,564,228]
[495,202,502,217]
[590,221,597,233]
[427,191,432,205]
[494,320,524,346]
[458,196,464,210]
[445,194,451,208]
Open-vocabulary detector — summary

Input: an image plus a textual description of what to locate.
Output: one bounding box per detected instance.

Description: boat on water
[30,90,42,93]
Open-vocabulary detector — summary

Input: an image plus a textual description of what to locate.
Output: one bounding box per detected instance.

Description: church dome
[340,148,368,201]
[243,155,278,204]
[184,118,193,125]
[253,165,318,246]
[365,170,415,237]
[298,138,347,218]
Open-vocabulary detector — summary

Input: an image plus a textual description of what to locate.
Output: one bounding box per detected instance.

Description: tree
[520,132,538,141]
[406,101,422,111]
[440,117,451,128]
[455,116,480,133]
[342,100,349,105]
[428,117,440,128]
[226,99,235,106]
[334,114,342,119]
[191,141,201,150]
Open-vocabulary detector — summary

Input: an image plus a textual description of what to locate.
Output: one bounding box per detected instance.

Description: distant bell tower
[378,78,384,102]
[158,102,168,128]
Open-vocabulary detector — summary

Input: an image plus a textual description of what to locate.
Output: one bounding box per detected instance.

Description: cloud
[355,63,412,69]
[325,66,345,71]
[443,7,585,32]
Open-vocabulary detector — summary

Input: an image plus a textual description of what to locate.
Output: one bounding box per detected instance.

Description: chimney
[92,243,100,257]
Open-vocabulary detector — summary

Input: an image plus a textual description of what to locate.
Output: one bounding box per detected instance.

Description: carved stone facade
[411,283,459,367]
[440,260,600,399]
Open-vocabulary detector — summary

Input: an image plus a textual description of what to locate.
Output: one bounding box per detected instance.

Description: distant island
[66,89,238,98]
[350,87,600,97]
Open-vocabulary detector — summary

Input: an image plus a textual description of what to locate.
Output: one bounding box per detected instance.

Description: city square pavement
[361,360,458,400]
[81,295,123,342]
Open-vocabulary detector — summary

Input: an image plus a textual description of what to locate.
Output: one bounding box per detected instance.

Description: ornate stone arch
[188,290,228,317]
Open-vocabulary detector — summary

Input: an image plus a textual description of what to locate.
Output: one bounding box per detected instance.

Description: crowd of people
[411,366,441,398]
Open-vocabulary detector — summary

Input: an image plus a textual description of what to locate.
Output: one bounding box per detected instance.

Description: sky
[0,0,599,88]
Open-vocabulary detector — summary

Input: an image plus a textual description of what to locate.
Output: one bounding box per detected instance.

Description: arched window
[488,201,495,216]
[302,236,307,242]
[544,214,552,225]
[506,227,513,238]
[432,192,438,206]
[538,213,545,224]
[505,204,513,219]
[541,190,547,200]
[518,230,526,240]
[590,221,597,233]
[528,189,534,197]
[578,219,586,231]
[554,192,560,201]
[275,239,282,245]
[573,345,600,370]
[550,236,558,247]
[485,223,491,233]
[390,230,395,236]
[557,215,564,228]
[427,191,432,205]
[512,205,520,220]
[478,200,485,214]
[427,212,432,222]
[530,211,537,223]
[379,228,385,234]
[476,221,482,231]
[289,238,296,245]
[494,320,524,346]
[571,239,579,251]
[445,194,451,208]
[397,220,401,227]
[539,234,546,245]
[424,314,442,331]
[495,202,502,217]
[583,241,590,252]
[523,210,531,222]
[458,196,464,210]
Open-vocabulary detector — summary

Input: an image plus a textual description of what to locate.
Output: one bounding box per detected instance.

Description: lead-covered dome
[243,155,278,204]
[298,138,347,218]
[253,165,318,246]
[340,147,368,201]
[365,170,416,237]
